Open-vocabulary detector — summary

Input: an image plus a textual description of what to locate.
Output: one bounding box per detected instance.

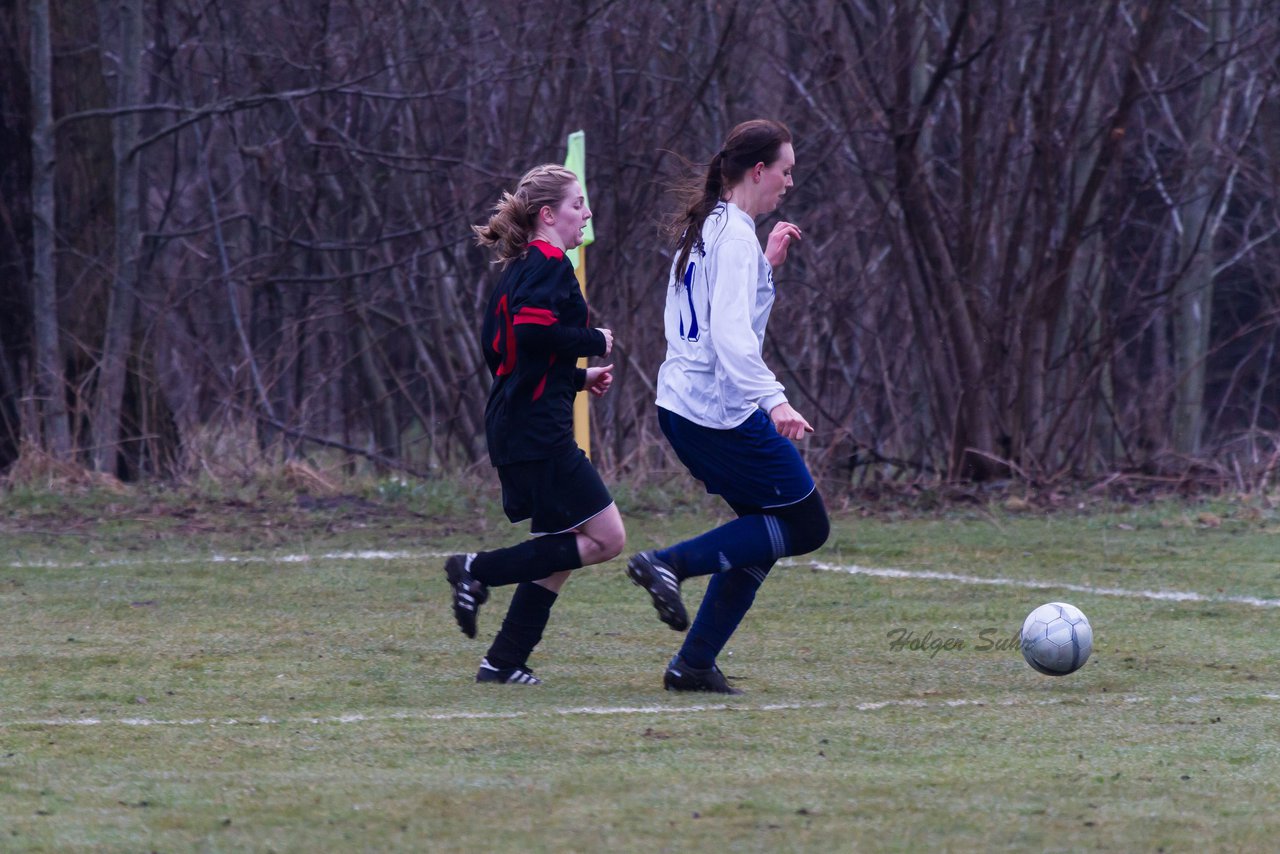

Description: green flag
[563,130,594,269]
[564,131,594,456]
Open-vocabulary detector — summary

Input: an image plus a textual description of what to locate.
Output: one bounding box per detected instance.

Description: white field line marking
[3,550,439,570]
[9,550,1280,609]
[810,561,1280,609]
[7,693,1279,730]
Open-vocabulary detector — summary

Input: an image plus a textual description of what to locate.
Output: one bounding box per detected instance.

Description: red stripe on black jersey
[492,294,517,377]
[529,239,565,260]
[531,353,557,402]
[514,307,557,326]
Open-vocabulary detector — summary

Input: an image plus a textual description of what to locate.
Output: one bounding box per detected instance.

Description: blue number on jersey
[678,261,700,341]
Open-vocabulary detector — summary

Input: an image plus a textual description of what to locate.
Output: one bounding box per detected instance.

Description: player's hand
[765,221,802,267]
[584,364,614,397]
[768,401,813,440]
[596,327,613,356]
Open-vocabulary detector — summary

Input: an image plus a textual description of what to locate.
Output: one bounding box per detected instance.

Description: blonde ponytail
[473,164,578,267]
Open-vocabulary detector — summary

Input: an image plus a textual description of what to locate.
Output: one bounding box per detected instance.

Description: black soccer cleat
[475,657,541,685]
[444,553,489,639]
[626,551,688,631]
[662,654,742,695]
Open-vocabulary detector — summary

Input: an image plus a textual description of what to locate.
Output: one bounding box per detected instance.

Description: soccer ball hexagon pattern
[1020,602,1093,676]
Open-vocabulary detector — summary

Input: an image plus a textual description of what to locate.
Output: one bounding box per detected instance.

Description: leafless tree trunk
[28,0,72,458]
[90,0,145,475]
[1169,5,1230,456]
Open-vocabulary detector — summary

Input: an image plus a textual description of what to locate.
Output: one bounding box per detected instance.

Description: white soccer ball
[1020,602,1092,676]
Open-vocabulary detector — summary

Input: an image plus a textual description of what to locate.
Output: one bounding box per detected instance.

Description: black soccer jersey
[481,240,607,466]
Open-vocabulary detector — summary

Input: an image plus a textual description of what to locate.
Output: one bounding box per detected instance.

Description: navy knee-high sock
[469,533,581,587]
[656,489,829,581]
[485,582,559,670]
[678,564,772,670]
[655,516,785,580]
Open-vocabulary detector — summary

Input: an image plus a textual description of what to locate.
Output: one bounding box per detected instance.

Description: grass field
[2,488,1279,851]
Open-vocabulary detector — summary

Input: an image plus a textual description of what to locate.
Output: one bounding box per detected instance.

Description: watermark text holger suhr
[886,628,1022,658]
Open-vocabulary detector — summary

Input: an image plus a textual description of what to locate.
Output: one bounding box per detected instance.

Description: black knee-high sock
[469,533,582,587]
[485,582,559,670]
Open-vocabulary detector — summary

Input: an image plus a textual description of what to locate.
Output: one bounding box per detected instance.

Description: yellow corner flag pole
[564,130,595,458]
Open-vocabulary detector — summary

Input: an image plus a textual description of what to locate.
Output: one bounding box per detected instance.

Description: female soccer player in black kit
[444,164,624,684]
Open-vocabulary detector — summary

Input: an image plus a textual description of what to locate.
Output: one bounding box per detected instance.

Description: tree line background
[1,0,1278,494]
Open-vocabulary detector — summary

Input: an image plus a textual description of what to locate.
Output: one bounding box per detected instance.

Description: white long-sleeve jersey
[655,202,788,429]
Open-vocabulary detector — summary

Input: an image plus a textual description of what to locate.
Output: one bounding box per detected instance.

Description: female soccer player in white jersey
[626,119,830,694]
[444,164,624,685]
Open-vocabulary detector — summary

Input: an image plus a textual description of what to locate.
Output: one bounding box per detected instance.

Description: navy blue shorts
[658,407,815,509]
[496,448,613,535]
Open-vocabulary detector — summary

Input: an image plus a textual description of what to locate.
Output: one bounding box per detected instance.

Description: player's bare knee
[588,529,625,564]
[603,528,626,561]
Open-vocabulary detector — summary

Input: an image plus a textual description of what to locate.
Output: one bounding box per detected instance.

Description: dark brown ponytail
[667,119,792,284]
